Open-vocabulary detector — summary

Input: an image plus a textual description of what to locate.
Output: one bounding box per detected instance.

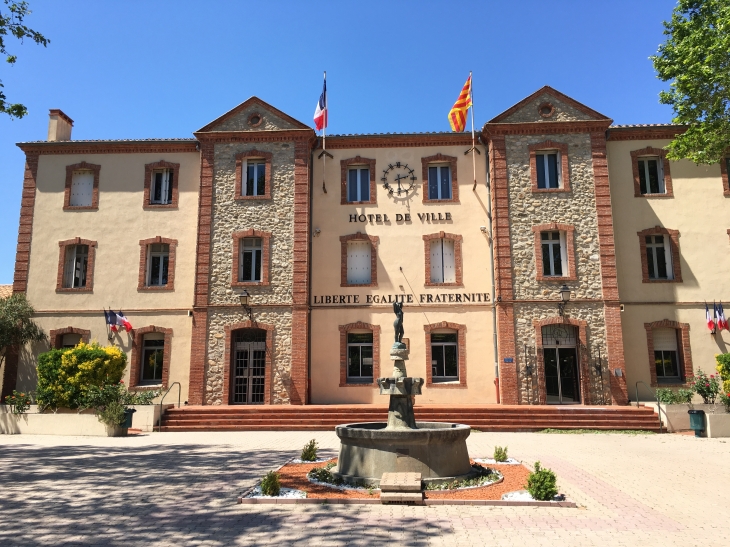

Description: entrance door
[231,329,266,404]
[542,325,580,404]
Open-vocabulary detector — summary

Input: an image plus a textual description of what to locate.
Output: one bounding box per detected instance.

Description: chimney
[47,109,74,141]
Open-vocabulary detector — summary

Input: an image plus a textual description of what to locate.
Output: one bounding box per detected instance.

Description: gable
[489,86,611,124]
[198,96,310,132]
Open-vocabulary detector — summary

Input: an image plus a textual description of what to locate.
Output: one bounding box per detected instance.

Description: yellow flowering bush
[36,342,126,411]
[716,353,730,394]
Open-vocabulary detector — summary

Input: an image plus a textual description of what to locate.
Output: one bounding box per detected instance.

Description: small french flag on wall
[313,76,327,131]
[706,303,716,332]
[717,302,729,332]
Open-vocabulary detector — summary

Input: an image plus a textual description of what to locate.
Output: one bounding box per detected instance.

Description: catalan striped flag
[448,74,472,132]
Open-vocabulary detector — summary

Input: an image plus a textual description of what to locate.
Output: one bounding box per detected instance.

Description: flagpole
[322,70,327,193]
[470,71,477,191]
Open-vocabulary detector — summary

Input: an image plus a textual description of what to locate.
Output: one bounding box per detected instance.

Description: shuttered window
[645,235,673,280]
[638,157,665,194]
[141,333,165,384]
[428,165,451,200]
[347,241,371,284]
[63,245,89,288]
[347,168,370,202]
[536,151,560,189]
[245,161,266,197]
[430,238,455,283]
[541,231,567,277]
[239,238,262,282]
[70,171,94,207]
[431,332,458,381]
[653,328,680,380]
[147,243,170,286]
[151,169,173,204]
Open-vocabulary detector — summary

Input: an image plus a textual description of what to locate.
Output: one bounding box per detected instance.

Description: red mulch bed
[276,459,530,501]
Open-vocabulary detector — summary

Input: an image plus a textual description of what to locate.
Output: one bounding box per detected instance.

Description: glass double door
[543,347,580,404]
[231,329,266,404]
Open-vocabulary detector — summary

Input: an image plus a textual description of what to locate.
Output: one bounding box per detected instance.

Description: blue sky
[0,0,678,284]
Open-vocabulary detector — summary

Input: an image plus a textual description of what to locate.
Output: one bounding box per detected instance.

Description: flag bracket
[463,146,481,156]
[318,150,333,159]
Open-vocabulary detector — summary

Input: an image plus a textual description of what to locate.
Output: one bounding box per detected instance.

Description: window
[347,332,374,383]
[428,165,452,200]
[653,328,680,382]
[147,243,170,286]
[535,151,560,189]
[140,333,165,385]
[645,235,673,280]
[347,241,371,284]
[637,157,665,195]
[541,231,567,277]
[245,161,266,197]
[347,167,370,202]
[151,169,174,205]
[430,238,455,283]
[63,245,89,288]
[239,238,262,282]
[61,333,81,348]
[70,171,94,207]
[431,332,458,381]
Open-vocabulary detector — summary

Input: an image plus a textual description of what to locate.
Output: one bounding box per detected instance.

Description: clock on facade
[381,162,417,197]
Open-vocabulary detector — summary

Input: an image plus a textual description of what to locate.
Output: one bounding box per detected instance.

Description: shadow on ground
[0,443,450,546]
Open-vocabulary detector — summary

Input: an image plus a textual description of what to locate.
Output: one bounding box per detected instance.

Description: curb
[237,496,576,507]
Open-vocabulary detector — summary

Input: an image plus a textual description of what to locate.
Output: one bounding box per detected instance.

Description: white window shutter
[430,239,443,283]
[559,232,568,277]
[347,241,371,284]
[657,160,666,194]
[442,239,455,283]
[70,172,94,206]
[653,328,678,351]
[63,247,75,288]
[663,236,674,279]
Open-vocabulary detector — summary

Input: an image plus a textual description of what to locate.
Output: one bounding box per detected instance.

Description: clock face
[381,162,417,197]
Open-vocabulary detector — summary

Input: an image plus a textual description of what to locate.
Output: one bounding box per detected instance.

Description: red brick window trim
[423,232,464,287]
[630,147,673,198]
[231,229,272,287]
[222,321,274,405]
[424,321,467,388]
[644,320,692,387]
[533,316,591,405]
[143,160,180,209]
[637,226,682,283]
[64,162,100,211]
[421,154,459,203]
[721,156,730,196]
[532,223,577,281]
[137,237,178,291]
[340,232,379,287]
[338,322,381,387]
[528,140,571,193]
[55,238,97,293]
[235,149,273,200]
[49,327,90,349]
[129,326,173,390]
[340,156,377,205]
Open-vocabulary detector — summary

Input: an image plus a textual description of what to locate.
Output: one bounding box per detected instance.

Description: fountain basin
[332,421,475,486]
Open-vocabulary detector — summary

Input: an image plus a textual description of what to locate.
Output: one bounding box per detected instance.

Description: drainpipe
[307,138,317,405]
[482,134,500,404]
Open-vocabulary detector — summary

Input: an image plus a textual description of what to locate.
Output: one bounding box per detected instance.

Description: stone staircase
[158,404,662,432]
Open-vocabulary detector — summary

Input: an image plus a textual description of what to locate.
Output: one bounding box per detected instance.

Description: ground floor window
[431,332,458,381]
[653,328,680,382]
[347,332,373,382]
[141,333,165,385]
[61,333,81,348]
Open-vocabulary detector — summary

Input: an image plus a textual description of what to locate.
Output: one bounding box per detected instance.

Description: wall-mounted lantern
[239,289,253,321]
[558,284,571,317]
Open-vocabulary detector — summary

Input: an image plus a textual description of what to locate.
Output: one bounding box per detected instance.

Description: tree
[651,0,730,164]
[0,293,45,399]
[0,0,49,119]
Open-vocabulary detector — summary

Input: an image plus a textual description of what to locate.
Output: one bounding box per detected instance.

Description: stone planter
[130,404,173,432]
[0,405,127,436]
[644,403,730,437]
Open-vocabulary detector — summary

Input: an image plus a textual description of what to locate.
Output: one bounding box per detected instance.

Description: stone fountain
[332,302,475,486]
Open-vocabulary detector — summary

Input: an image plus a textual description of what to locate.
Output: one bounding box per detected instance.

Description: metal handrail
[156,381,181,432]
[634,381,665,434]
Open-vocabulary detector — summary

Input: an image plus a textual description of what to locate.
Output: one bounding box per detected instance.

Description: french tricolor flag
[706,303,716,332]
[115,311,133,333]
[718,302,729,331]
[313,77,327,131]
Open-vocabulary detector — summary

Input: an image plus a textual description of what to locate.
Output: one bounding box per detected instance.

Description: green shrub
[526,461,558,501]
[4,390,32,414]
[307,462,343,486]
[656,387,694,404]
[719,392,730,413]
[687,369,720,404]
[676,388,694,404]
[300,439,318,461]
[493,446,508,462]
[260,471,281,496]
[36,343,126,411]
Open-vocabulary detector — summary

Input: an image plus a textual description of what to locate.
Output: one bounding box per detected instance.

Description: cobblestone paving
[1,429,728,546]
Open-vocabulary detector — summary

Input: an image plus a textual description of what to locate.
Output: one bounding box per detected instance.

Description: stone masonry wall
[205,140,296,405]
[502,94,589,123]
[505,133,603,300]
[214,105,300,132]
[205,308,292,405]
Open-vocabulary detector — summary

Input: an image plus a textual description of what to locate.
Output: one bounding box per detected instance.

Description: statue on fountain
[393,301,404,344]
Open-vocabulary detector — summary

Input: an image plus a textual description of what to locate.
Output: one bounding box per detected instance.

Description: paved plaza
[0,429,728,546]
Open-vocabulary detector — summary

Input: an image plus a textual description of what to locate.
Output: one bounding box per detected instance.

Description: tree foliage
[0,292,45,367]
[0,0,49,119]
[651,0,730,164]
